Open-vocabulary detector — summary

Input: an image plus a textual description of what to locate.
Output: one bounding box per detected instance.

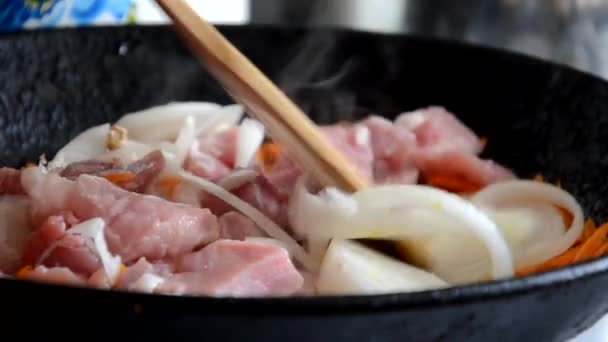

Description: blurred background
[3,0,608,79]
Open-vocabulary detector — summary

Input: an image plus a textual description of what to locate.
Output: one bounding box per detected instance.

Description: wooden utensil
[155,0,368,192]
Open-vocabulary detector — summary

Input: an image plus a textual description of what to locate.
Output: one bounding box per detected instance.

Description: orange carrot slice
[159,175,182,199]
[102,172,136,185]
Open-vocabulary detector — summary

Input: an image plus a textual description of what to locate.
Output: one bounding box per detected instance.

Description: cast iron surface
[1,25,608,341]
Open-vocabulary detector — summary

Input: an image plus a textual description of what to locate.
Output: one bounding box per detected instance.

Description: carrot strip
[159,175,182,199]
[574,223,608,263]
[426,175,482,193]
[256,143,283,171]
[516,247,580,277]
[16,265,33,279]
[113,263,127,288]
[579,219,597,243]
[593,242,608,258]
[102,172,136,185]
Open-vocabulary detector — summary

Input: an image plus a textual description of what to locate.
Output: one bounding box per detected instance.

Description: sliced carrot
[574,223,608,263]
[593,242,608,258]
[256,143,283,171]
[516,247,580,277]
[159,175,181,199]
[579,219,597,243]
[426,175,482,193]
[114,263,127,288]
[102,171,136,185]
[16,265,33,279]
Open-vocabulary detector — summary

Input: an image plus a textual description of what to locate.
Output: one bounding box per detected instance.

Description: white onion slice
[217,169,259,191]
[317,239,447,295]
[0,196,31,270]
[472,180,584,268]
[196,104,244,137]
[115,102,221,142]
[178,171,314,271]
[67,218,122,284]
[98,140,154,165]
[235,118,265,168]
[161,115,196,173]
[128,273,165,293]
[51,124,110,165]
[290,183,514,280]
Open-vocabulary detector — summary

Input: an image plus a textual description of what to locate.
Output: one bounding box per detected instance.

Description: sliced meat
[219,212,264,240]
[198,127,239,167]
[160,239,303,297]
[0,168,24,195]
[396,106,483,155]
[21,211,101,277]
[119,150,166,192]
[362,116,419,184]
[262,154,301,195]
[60,160,118,180]
[60,151,165,193]
[184,128,238,182]
[202,174,288,227]
[184,143,232,182]
[416,150,516,188]
[22,168,220,263]
[87,268,111,289]
[23,265,86,287]
[320,124,374,181]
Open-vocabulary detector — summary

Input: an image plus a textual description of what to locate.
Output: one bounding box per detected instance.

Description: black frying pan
[2,25,608,342]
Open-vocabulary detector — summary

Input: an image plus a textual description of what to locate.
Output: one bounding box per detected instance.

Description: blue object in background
[0,0,135,30]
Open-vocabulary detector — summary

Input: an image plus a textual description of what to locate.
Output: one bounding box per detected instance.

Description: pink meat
[159,239,303,297]
[0,168,24,195]
[362,116,419,184]
[23,266,86,287]
[87,268,111,289]
[320,124,374,181]
[184,145,231,182]
[22,168,220,263]
[202,174,288,227]
[262,154,301,195]
[21,211,101,277]
[184,128,238,181]
[397,106,483,155]
[219,212,264,240]
[416,150,515,186]
[120,150,166,192]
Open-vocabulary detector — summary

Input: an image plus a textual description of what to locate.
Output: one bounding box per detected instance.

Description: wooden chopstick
[155,0,368,192]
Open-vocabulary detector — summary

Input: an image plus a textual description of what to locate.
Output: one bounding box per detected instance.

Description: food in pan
[0,102,603,297]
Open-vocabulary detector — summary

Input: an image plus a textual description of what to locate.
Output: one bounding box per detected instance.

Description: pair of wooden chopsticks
[155,0,367,193]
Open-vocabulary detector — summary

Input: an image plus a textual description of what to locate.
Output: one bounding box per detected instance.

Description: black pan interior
[2,25,608,341]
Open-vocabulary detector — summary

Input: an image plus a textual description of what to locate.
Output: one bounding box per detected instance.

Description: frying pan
[2,25,608,342]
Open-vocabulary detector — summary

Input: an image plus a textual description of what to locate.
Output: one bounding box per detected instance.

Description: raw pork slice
[158,239,303,297]
[21,168,220,263]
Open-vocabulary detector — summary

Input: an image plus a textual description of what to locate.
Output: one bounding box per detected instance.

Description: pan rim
[1,24,608,314]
